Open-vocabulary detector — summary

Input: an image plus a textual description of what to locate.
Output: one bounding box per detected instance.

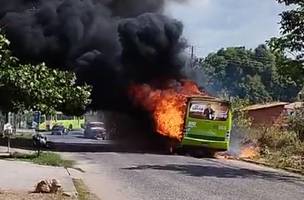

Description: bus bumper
[181,136,229,151]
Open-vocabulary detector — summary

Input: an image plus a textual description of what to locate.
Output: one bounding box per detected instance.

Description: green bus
[35,112,85,131]
[178,96,232,152]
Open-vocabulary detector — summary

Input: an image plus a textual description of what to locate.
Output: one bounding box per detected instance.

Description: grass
[0,135,34,149]
[7,151,75,168]
[73,179,99,200]
[15,133,33,139]
[244,127,304,172]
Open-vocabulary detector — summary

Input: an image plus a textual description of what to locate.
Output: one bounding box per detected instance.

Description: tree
[268,0,304,85]
[200,45,301,103]
[0,32,91,115]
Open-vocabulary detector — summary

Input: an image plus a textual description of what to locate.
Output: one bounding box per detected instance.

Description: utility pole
[190,46,194,68]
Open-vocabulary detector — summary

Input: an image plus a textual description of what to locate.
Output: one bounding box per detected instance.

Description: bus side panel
[56,117,85,130]
[37,114,85,131]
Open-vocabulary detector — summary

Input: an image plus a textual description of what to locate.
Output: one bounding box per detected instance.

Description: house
[284,102,304,114]
[241,102,289,127]
[242,102,304,127]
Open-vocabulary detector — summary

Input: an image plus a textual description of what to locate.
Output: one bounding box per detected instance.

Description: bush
[232,100,304,171]
[245,127,304,170]
[249,127,298,150]
[288,107,304,141]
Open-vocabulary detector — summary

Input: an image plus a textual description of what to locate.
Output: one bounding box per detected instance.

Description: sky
[165,0,285,57]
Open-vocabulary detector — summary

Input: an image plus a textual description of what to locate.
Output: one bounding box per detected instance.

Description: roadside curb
[240,158,304,176]
[64,167,82,198]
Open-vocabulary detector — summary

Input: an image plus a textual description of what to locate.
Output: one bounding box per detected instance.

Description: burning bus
[1,0,232,154]
[129,80,232,154]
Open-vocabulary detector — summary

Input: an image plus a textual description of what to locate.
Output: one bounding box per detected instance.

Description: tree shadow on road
[122,164,304,185]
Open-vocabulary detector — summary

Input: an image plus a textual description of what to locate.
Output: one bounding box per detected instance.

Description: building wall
[247,105,285,127]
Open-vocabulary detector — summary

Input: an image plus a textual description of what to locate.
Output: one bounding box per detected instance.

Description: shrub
[232,100,304,171]
[288,107,304,141]
[245,127,304,170]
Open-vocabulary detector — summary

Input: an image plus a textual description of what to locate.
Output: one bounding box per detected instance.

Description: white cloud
[165,0,285,56]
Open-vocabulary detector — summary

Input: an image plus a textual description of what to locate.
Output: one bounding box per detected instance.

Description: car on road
[84,122,106,140]
[51,124,67,135]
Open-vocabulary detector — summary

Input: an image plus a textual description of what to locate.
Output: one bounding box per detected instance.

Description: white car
[84,122,106,139]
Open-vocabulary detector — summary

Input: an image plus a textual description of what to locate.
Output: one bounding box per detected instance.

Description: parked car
[84,122,106,139]
[51,124,67,135]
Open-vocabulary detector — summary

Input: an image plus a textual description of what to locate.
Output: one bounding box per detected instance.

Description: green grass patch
[15,133,33,139]
[8,152,75,168]
[0,136,34,149]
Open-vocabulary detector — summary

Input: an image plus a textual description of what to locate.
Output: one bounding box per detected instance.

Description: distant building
[241,102,291,127]
[284,102,304,114]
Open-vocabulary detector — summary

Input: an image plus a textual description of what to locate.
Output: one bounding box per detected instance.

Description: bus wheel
[191,149,216,158]
[175,147,186,155]
[206,150,216,158]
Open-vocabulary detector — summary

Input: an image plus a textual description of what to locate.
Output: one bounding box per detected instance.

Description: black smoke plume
[0,0,188,111]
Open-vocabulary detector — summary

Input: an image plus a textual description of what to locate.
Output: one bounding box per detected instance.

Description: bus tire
[206,149,216,158]
[190,149,216,158]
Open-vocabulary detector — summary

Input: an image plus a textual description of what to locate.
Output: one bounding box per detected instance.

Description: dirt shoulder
[0,191,76,200]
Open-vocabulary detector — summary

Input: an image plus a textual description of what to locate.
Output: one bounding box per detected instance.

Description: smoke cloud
[0,0,188,111]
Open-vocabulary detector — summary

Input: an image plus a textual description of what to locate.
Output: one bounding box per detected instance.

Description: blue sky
[165,0,285,57]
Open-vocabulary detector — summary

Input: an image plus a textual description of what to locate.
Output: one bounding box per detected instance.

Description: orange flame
[239,146,259,159]
[129,80,206,141]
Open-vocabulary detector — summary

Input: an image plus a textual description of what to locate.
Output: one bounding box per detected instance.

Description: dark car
[51,124,67,135]
[84,122,106,139]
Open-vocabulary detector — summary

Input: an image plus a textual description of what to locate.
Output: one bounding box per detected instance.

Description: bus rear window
[189,101,229,121]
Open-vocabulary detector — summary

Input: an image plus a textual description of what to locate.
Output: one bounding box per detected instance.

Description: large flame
[129,80,205,141]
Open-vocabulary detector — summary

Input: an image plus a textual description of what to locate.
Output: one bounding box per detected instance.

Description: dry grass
[73,179,100,200]
[245,127,304,172]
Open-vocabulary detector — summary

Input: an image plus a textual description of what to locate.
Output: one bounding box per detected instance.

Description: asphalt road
[45,130,107,144]
[64,152,304,200]
[44,130,117,152]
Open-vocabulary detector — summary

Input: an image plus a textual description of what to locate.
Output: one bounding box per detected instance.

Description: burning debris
[215,144,260,160]
[129,80,208,141]
[239,145,260,159]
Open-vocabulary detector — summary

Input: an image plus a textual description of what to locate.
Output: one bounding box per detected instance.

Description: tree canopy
[268,0,304,85]
[0,32,91,115]
[200,45,301,103]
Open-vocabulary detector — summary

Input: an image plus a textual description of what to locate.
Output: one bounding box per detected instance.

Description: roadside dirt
[0,191,76,200]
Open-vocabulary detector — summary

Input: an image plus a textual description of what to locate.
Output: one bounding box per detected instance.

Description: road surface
[45,130,116,151]
[63,152,304,200]
[46,130,104,145]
